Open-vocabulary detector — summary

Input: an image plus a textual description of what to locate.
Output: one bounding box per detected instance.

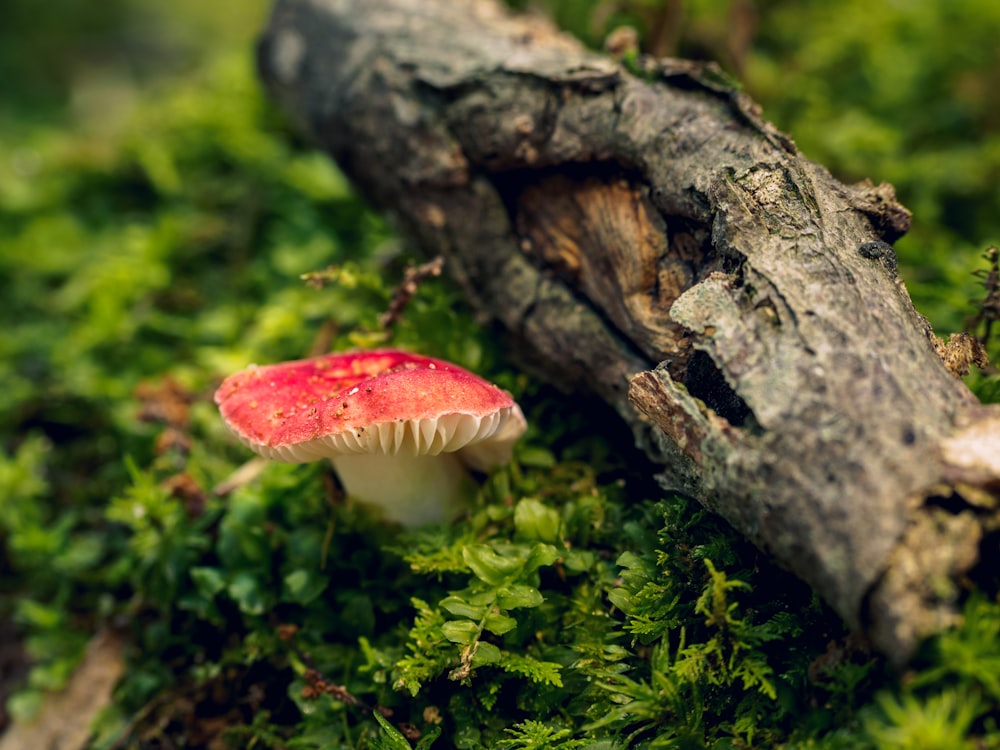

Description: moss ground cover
[1,1,998,747]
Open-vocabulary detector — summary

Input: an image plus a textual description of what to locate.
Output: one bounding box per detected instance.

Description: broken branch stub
[258,0,1000,663]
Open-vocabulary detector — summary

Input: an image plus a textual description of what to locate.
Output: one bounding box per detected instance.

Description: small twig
[319,472,343,570]
[967,246,1000,353]
[212,457,269,497]
[645,0,683,58]
[104,691,172,750]
[275,624,390,717]
[379,256,445,330]
[307,318,340,357]
[300,265,343,289]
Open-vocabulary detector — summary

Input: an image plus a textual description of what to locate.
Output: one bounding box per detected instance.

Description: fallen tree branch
[258,0,1000,663]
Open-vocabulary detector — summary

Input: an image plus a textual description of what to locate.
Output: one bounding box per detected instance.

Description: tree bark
[258,0,1000,663]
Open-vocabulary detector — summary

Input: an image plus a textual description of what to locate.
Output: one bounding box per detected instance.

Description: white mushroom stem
[329,451,475,527]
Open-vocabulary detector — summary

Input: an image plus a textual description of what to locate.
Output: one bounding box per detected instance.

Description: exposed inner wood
[514,172,711,376]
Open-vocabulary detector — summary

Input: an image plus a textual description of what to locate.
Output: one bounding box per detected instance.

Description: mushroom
[214,349,526,526]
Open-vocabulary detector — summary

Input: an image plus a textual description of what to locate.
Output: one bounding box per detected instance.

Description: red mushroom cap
[214,349,524,468]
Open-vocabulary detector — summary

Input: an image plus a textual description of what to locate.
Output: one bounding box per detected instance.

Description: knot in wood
[858,240,898,274]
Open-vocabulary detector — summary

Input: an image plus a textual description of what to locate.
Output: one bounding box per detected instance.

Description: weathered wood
[258,0,1000,663]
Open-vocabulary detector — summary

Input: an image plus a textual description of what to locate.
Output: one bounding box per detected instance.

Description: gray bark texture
[258,0,1000,663]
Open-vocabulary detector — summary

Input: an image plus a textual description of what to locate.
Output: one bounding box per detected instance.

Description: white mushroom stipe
[330,451,473,527]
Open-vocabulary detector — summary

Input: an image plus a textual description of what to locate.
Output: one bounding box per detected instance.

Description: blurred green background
[0,0,268,117]
[4,0,998,328]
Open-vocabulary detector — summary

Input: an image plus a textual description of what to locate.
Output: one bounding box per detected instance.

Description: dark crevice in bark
[684,349,752,427]
[923,489,981,516]
[971,530,1000,590]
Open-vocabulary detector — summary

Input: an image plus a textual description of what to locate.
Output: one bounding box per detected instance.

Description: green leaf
[415,725,443,750]
[442,620,481,644]
[515,447,556,469]
[227,571,267,615]
[606,586,632,613]
[371,710,423,750]
[523,543,559,574]
[462,544,522,585]
[471,641,501,666]
[282,568,328,604]
[15,599,63,630]
[440,595,487,620]
[189,566,226,598]
[483,612,518,636]
[5,689,44,724]
[497,584,543,610]
[561,548,595,573]
[513,498,561,543]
